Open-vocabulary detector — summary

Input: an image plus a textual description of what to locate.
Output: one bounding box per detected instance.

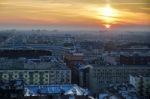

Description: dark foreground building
[0,49,52,58]
[0,80,24,99]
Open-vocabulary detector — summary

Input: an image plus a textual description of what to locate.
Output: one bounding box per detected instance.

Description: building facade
[0,59,71,85]
[129,75,150,97]
[0,69,71,85]
[88,65,150,93]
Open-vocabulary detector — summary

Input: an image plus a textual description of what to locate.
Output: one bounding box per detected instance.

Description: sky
[0,0,150,30]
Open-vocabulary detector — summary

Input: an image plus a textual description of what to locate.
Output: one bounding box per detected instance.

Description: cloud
[0,0,150,27]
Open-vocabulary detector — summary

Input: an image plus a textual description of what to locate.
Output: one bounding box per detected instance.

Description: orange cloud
[0,0,150,28]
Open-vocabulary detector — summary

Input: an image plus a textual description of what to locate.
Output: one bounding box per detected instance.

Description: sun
[102,5,114,17]
[105,24,111,29]
[101,5,114,17]
[100,5,117,23]
[99,5,118,29]
[94,4,118,29]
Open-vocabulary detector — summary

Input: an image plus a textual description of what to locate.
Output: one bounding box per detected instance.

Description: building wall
[129,75,150,96]
[88,65,150,93]
[0,70,71,85]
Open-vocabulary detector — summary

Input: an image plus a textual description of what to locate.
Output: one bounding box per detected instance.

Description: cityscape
[0,0,150,99]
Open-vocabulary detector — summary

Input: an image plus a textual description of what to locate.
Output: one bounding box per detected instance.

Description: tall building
[64,53,84,84]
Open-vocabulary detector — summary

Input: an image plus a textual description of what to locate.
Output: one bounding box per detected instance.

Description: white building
[129,75,150,96]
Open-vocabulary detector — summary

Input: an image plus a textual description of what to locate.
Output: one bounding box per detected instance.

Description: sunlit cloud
[0,0,150,29]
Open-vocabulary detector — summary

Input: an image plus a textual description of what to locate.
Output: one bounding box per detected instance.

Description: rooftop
[89,64,150,68]
[0,57,70,70]
[24,84,89,96]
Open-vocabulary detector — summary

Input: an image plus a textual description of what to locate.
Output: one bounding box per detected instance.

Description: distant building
[119,53,150,65]
[129,75,150,97]
[64,53,84,68]
[63,35,75,51]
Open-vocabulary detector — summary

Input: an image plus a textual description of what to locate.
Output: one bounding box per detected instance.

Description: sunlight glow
[101,5,114,17]
[100,4,118,28]
[105,24,111,29]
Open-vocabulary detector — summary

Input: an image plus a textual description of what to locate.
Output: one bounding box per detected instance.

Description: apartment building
[0,58,71,85]
[88,64,150,93]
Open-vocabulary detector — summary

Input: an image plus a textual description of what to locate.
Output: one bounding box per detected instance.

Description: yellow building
[0,61,71,85]
[0,69,71,85]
